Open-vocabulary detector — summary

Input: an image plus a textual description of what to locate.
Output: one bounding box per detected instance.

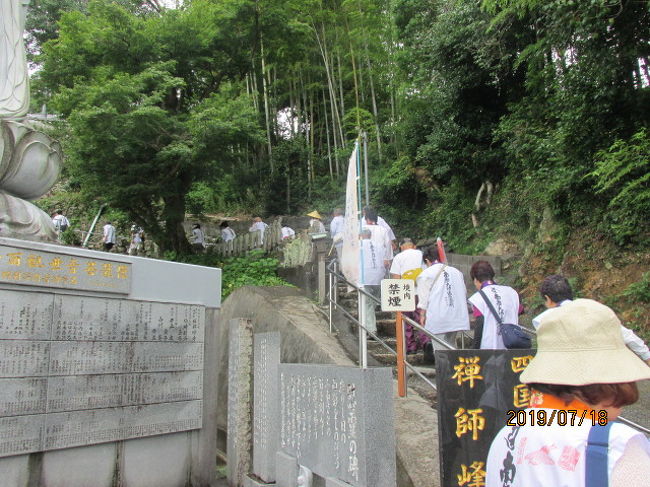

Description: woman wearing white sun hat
[486,299,650,487]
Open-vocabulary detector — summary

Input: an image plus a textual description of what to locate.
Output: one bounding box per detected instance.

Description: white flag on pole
[341,143,361,285]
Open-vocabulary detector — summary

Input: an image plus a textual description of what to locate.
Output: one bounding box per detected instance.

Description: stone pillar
[314,239,330,304]
[227,318,254,487]
[252,332,281,483]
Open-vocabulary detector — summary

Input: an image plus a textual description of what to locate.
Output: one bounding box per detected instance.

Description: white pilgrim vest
[416,264,469,334]
[360,239,385,286]
[468,284,519,349]
[363,224,392,263]
[330,215,345,244]
[486,411,648,487]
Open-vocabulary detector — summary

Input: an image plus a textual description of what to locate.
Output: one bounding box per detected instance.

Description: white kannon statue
[0,0,61,242]
[1,0,31,118]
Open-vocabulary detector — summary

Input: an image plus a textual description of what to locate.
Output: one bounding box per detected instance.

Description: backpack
[55,217,69,232]
[478,289,532,349]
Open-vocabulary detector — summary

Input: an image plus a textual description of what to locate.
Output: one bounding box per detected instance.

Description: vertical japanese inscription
[279,368,362,485]
[252,332,281,482]
[277,365,395,487]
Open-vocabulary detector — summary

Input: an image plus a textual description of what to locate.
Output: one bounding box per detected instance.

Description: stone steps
[332,285,438,399]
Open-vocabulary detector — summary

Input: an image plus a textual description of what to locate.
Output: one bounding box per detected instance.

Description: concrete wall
[446,253,502,288]
[216,286,440,487]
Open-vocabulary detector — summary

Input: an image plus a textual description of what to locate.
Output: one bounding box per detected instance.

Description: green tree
[39,1,263,252]
[484,0,650,227]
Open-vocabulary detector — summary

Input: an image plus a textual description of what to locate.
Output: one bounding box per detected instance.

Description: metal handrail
[323,258,650,435]
[325,259,453,389]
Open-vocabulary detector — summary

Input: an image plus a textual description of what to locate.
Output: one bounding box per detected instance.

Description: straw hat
[307,210,322,219]
[520,299,650,386]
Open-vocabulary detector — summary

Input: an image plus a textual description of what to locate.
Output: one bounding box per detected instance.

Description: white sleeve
[384,233,393,261]
[416,274,432,310]
[389,257,400,275]
[621,326,650,361]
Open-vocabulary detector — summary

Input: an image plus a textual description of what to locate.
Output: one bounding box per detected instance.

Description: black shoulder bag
[478,289,532,349]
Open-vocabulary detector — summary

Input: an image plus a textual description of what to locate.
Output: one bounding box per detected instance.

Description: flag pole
[356,136,368,368]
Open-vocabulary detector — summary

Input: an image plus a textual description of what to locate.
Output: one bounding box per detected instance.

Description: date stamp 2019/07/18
[506,409,608,427]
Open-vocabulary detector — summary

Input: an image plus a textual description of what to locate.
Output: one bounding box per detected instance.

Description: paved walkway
[622,378,650,433]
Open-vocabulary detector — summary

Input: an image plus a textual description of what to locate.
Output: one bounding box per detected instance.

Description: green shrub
[589,129,650,245]
[621,272,650,304]
[220,250,293,299]
[60,228,82,246]
[166,249,292,299]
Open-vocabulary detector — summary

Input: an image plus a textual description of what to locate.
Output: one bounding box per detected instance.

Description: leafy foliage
[37,1,264,252]
[590,129,650,244]
[220,250,292,299]
[621,272,650,305]
[59,228,82,246]
[166,249,292,300]
[29,0,650,253]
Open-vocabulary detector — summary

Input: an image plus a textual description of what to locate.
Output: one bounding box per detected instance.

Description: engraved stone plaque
[253,332,281,482]
[0,378,47,416]
[278,364,396,487]
[0,286,207,458]
[0,340,50,377]
[0,244,131,294]
[0,415,45,457]
[0,289,53,340]
[52,295,205,343]
[44,400,202,451]
[47,371,203,412]
[227,319,253,487]
[48,341,204,375]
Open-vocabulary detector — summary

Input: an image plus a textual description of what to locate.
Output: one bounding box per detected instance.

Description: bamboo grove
[30,0,650,252]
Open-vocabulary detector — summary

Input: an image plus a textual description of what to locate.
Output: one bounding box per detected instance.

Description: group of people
[189,221,237,253]
[188,210,344,253]
[351,214,650,364]
[330,207,650,485]
[387,238,521,359]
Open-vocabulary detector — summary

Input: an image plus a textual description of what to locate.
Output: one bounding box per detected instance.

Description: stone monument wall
[218,286,441,487]
[0,236,221,487]
[227,326,396,487]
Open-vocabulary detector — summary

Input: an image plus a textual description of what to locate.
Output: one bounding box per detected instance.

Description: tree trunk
[323,88,334,179]
[363,39,382,160]
[162,193,191,254]
[336,48,346,144]
[307,78,315,189]
[299,72,312,198]
[343,15,361,132]
[314,23,342,175]
[260,38,273,169]
[286,158,291,213]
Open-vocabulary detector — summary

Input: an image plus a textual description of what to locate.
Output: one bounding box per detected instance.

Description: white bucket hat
[520,298,650,386]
